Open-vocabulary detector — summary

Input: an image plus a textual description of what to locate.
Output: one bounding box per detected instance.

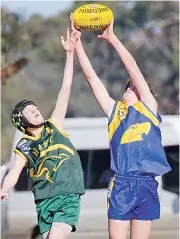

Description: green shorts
[36,194,81,235]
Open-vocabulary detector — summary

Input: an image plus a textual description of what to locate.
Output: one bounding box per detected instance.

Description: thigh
[108,219,129,239]
[48,222,72,239]
[130,220,152,239]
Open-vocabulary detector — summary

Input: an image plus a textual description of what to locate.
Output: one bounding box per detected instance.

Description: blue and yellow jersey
[108,100,171,176]
[14,119,85,200]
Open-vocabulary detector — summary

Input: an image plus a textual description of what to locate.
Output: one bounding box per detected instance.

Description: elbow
[85,72,97,81]
[85,74,92,81]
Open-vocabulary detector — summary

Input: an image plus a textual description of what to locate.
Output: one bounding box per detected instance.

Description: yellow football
[72,3,113,31]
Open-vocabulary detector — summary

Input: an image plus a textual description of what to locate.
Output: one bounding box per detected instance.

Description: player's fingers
[66,28,70,39]
[73,36,78,42]
[70,37,76,43]
[70,12,73,21]
[61,36,65,45]
[110,17,114,27]
[70,13,75,30]
[71,31,77,38]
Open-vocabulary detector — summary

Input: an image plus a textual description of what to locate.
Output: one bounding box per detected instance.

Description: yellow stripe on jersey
[107,174,116,209]
[14,149,29,167]
[108,101,128,142]
[48,119,70,138]
[133,102,159,126]
[40,144,75,157]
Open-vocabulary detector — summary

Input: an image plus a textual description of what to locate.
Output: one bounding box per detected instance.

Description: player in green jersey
[0,28,85,239]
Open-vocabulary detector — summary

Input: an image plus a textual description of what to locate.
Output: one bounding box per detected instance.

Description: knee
[109,233,127,239]
[110,236,126,239]
[48,222,72,239]
[48,229,67,239]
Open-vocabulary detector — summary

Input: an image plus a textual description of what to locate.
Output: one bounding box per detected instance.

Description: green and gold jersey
[14,119,85,200]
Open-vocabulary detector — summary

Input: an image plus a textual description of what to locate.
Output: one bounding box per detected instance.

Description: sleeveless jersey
[14,119,85,200]
[108,100,171,176]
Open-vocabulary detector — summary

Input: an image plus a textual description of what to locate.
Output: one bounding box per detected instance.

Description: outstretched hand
[97,18,115,41]
[70,13,81,42]
[61,28,78,52]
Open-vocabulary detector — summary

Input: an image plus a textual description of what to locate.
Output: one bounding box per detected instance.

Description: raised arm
[0,154,26,200]
[98,19,157,114]
[70,16,115,119]
[51,28,77,128]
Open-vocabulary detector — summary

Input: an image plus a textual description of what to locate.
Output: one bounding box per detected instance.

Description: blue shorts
[107,174,160,221]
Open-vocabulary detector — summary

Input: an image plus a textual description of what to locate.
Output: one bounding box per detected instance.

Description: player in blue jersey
[71,16,171,239]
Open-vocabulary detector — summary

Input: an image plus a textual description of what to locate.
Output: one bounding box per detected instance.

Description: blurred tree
[1,57,28,85]
[22,14,44,48]
[1,8,30,60]
[1,7,31,85]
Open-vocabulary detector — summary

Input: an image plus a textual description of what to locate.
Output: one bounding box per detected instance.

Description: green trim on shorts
[36,194,81,235]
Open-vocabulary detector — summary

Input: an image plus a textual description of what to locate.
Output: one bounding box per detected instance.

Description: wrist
[75,39,82,48]
[66,51,74,56]
[1,188,7,194]
[108,33,116,44]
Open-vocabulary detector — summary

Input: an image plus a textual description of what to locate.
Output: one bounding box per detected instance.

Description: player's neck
[123,99,138,107]
[28,126,44,137]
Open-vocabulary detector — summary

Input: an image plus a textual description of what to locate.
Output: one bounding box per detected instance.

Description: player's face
[22,105,44,125]
[123,83,140,105]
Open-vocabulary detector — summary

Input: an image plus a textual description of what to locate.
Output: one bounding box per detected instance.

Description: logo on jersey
[118,106,126,119]
[29,153,70,183]
[29,144,75,183]
[17,139,27,148]
[18,140,31,153]
[120,122,151,144]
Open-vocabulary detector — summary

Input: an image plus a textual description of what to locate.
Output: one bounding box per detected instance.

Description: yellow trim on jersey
[107,174,116,209]
[23,126,44,141]
[133,102,159,126]
[108,104,120,141]
[14,149,29,167]
[40,144,75,157]
[108,102,128,142]
[48,119,70,138]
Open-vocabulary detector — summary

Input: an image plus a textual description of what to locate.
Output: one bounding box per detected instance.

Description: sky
[1,0,74,18]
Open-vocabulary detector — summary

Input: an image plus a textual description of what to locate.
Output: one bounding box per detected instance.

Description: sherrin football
[72,3,113,31]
